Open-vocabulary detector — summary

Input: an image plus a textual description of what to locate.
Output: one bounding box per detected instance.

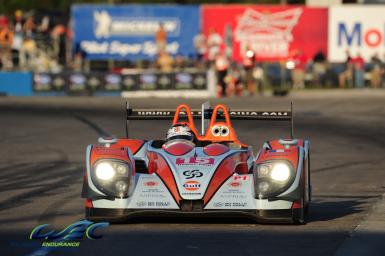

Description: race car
[81,102,311,224]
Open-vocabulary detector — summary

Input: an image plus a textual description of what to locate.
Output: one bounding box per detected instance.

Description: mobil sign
[329,6,385,62]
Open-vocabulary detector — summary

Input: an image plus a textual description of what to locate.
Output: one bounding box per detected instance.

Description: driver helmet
[166,124,194,142]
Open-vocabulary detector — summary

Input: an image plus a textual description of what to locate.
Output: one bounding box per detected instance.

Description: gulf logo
[229,181,241,188]
[183,180,201,191]
[144,181,158,187]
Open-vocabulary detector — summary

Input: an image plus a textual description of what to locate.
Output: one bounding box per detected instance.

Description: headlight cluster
[92,160,131,198]
[254,161,295,199]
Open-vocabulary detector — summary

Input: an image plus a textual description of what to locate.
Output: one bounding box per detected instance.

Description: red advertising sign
[202,5,328,62]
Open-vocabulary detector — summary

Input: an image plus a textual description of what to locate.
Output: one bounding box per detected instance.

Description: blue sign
[72,4,200,60]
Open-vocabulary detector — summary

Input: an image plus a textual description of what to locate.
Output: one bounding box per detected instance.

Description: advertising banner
[72,4,200,60]
[33,71,207,94]
[328,6,385,62]
[202,5,328,62]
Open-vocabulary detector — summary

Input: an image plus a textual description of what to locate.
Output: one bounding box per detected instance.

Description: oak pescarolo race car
[81,102,311,224]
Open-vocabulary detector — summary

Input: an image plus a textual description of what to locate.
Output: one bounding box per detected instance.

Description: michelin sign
[72,5,200,60]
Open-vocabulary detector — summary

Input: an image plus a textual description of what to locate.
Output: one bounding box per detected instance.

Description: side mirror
[98,137,117,147]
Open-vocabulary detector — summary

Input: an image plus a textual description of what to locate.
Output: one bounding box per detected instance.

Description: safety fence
[0,70,209,96]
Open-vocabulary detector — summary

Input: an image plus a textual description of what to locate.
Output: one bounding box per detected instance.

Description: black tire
[292,198,306,224]
[305,151,311,214]
[85,207,127,223]
[292,182,307,224]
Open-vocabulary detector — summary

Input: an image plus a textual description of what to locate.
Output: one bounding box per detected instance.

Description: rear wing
[125,102,294,138]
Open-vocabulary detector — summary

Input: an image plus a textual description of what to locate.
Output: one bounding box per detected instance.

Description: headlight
[91,160,131,198]
[270,163,291,182]
[254,161,295,198]
[95,162,116,181]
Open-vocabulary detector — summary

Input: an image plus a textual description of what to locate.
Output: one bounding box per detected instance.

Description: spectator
[51,24,66,65]
[38,15,50,33]
[291,49,307,89]
[242,45,256,95]
[193,31,207,61]
[23,16,35,39]
[227,63,243,96]
[157,50,174,73]
[0,16,13,69]
[253,64,264,95]
[207,28,222,62]
[382,53,385,88]
[11,10,23,68]
[193,30,206,61]
[312,49,326,86]
[72,51,84,72]
[214,52,229,97]
[19,35,36,70]
[370,53,382,89]
[339,50,353,88]
[352,52,365,88]
[174,54,186,71]
[155,23,167,54]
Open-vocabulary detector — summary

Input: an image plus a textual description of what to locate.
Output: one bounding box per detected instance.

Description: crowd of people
[189,29,385,97]
[0,10,68,72]
[338,50,385,89]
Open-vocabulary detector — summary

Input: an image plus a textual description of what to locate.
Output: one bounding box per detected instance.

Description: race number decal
[176,157,214,165]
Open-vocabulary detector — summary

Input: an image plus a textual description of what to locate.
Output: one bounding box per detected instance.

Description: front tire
[85,207,127,223]
[292,199,306,224]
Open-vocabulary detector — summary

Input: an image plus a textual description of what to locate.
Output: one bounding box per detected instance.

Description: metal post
[125,101,130,138]
[290,101,294,139]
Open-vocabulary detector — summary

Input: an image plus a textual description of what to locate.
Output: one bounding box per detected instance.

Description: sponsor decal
[138,193,166,198]
[220,194,247,199]
[230,202,248,207]
[136,201,147,207]
[229,111,289,116]
[138,111,172,116]
[228,175,248,187]
[329,6,385,61]
[234,8,302,58]
[229,181,241,187]
[212,202,248,207]
[183,170,203,179]
[93,11,181,38]
[94,147,127,156]
[176,157,214,165]
[213,202,224,207]
[144,181,158,187]
[136,201,170,207]
[181,192,202,196]
[72,5,200,59]
[268,149,290,155]
[233,175,248,181]
[202,6,327,62]
[183,180,201,191]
